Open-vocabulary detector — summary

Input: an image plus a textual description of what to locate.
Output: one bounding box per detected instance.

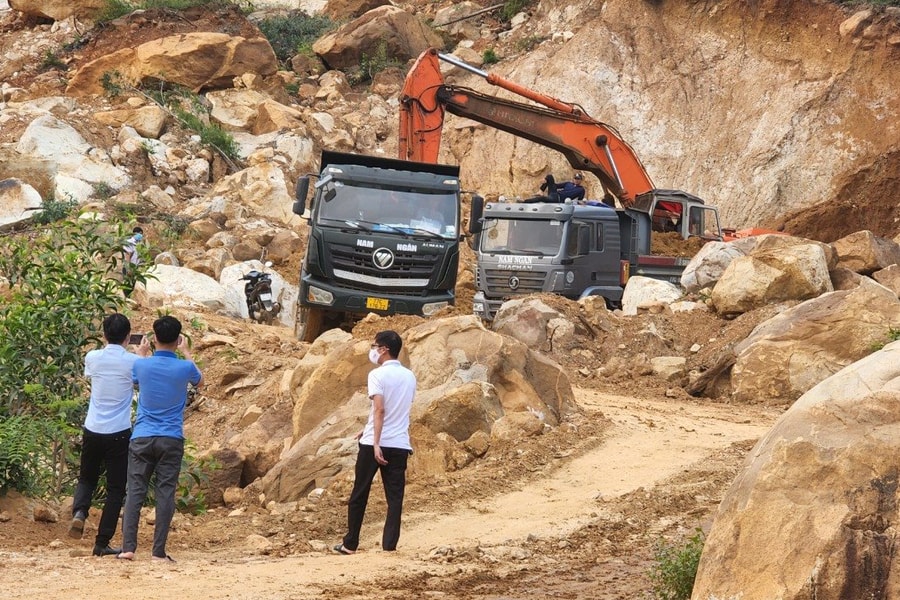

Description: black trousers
[72,427,131,548]
[342,444,410,552]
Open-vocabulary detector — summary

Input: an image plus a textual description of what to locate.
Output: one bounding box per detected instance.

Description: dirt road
[0,388,779,599]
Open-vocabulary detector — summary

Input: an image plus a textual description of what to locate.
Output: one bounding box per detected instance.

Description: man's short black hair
[374,330,402,358]
[132,226,143,234]
[103,313,131,345]
[153,315,182,344]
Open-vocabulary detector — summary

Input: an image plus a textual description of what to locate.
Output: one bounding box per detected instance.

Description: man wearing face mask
[334,330,416,555]
[122,226,144,298]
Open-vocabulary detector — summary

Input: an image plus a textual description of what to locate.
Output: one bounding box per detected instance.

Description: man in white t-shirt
[70,313,149,556]
[334,330,416,554]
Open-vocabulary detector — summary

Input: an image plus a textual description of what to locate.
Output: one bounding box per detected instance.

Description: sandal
[152,554,176,563]
[332,543,355,555]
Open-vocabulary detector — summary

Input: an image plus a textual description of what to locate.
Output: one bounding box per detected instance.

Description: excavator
[399,48,771,241]
[398,49,774,318]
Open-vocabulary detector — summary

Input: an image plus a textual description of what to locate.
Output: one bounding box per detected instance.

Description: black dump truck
[292,151,462,341]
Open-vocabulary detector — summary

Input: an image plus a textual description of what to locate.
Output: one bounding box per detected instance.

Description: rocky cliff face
[431,0,899,240]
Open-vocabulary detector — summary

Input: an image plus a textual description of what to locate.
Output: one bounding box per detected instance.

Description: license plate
[366,297,389,311]
[260,292,272,301]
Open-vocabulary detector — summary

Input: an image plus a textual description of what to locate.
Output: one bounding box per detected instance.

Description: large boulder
[832,230,900,275]
[312,5,443,71]
[8,0,105,20]
[66,33,278,96]
[711,241,833,316]
[136,264,227,311]
[0,178,43,230]
[730,277,900,405]
[205,162,302,227]
[692,341,900,600]
[493,297,574,349]
[261,316,578,502]
[621,276,683,316]
[15,115,131,202]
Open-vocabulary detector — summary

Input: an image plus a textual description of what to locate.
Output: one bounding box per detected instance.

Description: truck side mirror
[293,177,310,216]
[469,194,484,234]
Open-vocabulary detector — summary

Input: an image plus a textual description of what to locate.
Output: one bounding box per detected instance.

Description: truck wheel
[296,306,325,342]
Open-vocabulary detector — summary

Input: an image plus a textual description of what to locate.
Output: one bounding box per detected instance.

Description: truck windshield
[480,218,563,256]
[316,182,458,239]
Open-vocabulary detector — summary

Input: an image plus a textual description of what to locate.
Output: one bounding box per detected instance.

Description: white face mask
[368,348,381,365]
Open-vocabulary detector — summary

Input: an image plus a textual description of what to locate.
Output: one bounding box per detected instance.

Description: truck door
[566,217,621,297]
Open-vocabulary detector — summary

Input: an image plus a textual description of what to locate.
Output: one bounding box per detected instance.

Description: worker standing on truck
[555,172,586,201]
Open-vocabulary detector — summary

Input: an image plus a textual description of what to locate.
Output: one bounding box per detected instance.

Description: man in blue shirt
[71,313,149,556]
[117,316,203,562]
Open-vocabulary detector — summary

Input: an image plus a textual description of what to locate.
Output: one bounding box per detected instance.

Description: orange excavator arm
[399,48,656,205]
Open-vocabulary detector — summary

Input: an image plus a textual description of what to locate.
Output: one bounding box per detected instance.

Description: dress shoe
[68,510,86,539]
[92,545,122,557]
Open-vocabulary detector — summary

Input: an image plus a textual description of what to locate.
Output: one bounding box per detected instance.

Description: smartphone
[128,333,144,345]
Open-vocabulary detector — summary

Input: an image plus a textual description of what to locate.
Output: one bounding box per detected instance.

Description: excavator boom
[400,48,656,205]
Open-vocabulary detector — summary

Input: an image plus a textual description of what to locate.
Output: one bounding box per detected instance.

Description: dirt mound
[765,150,900,243]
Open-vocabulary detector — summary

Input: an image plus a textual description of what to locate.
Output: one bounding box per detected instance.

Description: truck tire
[296,305,325,342]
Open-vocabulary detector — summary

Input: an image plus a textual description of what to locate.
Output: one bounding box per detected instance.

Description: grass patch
[257,11,334,64]
[648,528,705,600]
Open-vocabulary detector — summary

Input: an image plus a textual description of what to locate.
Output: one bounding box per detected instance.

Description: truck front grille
[482,268,546,295]
[328,243,438,292]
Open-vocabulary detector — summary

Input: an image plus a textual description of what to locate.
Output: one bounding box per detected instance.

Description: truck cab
[471,200,625,321]
[293,151,461,341]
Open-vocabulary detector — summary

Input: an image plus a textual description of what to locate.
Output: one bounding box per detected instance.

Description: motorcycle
[241,262,281,324]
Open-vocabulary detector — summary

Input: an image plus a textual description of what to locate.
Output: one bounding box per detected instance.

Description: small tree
[0,219,150,495]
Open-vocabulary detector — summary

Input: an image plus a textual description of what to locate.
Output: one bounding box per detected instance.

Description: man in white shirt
[334,330,416,554]
[70,313,149,556]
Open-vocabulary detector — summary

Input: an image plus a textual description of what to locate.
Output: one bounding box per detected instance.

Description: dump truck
[292,151,462,340]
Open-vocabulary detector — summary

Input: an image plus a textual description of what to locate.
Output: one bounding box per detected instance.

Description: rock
[32,505,58,523]
[93,105,168,139]
[323,0,389,20]
[731,278,900,404]
[67,33,278,96]
[832,230,900,275]
[872,264,900,297]
[15,115,131,201]
[8,0,105,20]
[680,240,748,293]
[245,533,273,553]
[493,298,571,349]
[139,264,228,312]
[693,341,900,600]
[199,447,245,507]
[650,356,687,382]
[312,5,443,71]
[0,178,43,230]
[711,242,833,316]
[222,487,243,507]
[240,404,264,428]
[621,277,683,316]
[839,9,874,37]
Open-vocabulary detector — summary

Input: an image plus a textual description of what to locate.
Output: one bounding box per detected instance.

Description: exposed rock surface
[693,341,900,600]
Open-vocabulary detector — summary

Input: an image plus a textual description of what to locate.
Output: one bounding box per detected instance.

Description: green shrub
[355,41,403,84]
[482,48,500,65]
[0,220,147,496]
[648,528,706,600]
[257,11,333,63]
[33,195,78,224]
[100,70,125,97]
[40,50,67,72]
[500,0,533,21]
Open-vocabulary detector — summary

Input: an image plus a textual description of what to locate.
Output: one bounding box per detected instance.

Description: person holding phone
[71,313,150,556]
[118,315,203,562]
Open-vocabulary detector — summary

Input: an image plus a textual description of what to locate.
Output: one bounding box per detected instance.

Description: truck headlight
[472,302,485,314]
[307,286,334,305]
[422,301,449,317]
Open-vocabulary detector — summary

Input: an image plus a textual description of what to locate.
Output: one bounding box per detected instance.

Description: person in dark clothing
[555,172,586,201]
